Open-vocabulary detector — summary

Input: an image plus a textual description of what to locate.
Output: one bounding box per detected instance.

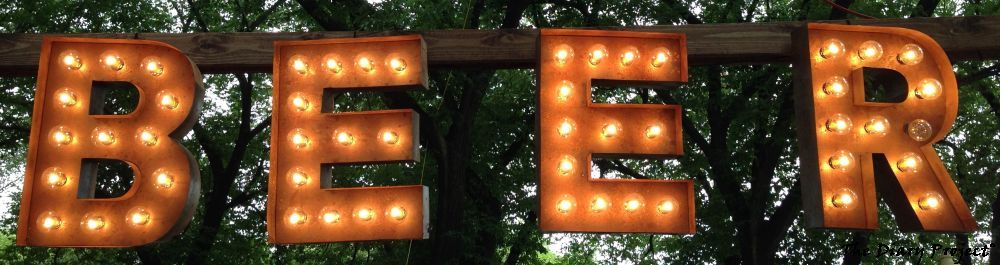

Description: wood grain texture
[0,16,998,76]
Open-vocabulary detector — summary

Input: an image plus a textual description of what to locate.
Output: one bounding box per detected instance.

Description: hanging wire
[406,146,429,265]
[822,0,877,19]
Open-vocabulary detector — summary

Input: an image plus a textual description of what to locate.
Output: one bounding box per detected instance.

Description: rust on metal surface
[268,35,430,243]
[537,29,695,234]
[793,23,977,232]
[16,37,204,246]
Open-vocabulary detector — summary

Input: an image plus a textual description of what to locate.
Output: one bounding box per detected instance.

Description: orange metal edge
[267,40,284,243]
[15,37,56,246]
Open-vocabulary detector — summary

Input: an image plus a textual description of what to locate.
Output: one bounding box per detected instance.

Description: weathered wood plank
[0,16,997,76]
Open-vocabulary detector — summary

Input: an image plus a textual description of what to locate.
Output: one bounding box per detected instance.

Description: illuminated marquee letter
[538,29,694,233]
[17,37,203,246]
[793,24,976,231]
[269,35,429,243]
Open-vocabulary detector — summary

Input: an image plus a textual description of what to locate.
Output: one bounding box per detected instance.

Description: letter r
[793,23,976,232]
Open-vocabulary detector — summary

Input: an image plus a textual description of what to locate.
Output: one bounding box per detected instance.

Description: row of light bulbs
[554,121,663,176]
[54,88,180,111]
[818,40,942,99]
[286,206,409,225]
[826,150,923,173]
[289,129,400,149]
[50,126,165,147]
[823,114,934,141]
[42,167,174,189]
[819,39,924,65]
[829,188,944,211]
[38,208,154,231]
[291,55,407,75]
[39,168,174,232]
[556,119,663,139]
[553,45,671,68]
[555,195,676,214]
[62,53,165,76]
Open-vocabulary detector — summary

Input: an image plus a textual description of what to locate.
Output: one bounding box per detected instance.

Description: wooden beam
[0,16,998,76]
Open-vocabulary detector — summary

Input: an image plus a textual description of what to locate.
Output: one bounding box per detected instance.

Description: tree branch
[186,0,210,32]
[247,0,288,31]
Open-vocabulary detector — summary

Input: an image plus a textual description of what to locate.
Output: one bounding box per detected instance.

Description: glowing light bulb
[382,131,399,145]
[556,199,574,213]
[290,129,310,148]
[291,95,310,111]
[624,199,642,212]
[146,60,164,76]
[357,208,375,221]
[918,194,942,210]
[915,79,942,99]
[657,200,675,214]
[864,116,890,136]
[288,211,307,224]
[824,114,852,134]
[602,123,620,138]
[589,47,607,65]
[651,50,669,67]
[138,128,158,146]
[555,81,574,101]
[822,76,849,97]
[554,47,573,64]
[645,125,662,139]
[389,58,407,72]
[906,119,933,142]
[896,153,922,173]
[557,119,574,137]
[57,89,77,107]
[857,41,883,61]
[558,156,574,175]
[358,57,375,72]
[155,170,174,189]
[389,207,407,220]
[322,211,341,223]
[819,39,845,59]
[38,212,64,230]
[292,58,308,74]
[831,189,856,208]
[41,214,62,230]
[326,58,343,73]
[620,50,638,66]
[85,216,105,230]
[46,168,67,187]
[130,210,150,225]
[336,131,355,146]
[290,170,309,186]
[104,55,124,71]
[62,54,82,69]
[827,150,854,171]
[159,92,179,110]
[897,44,924,65]
[590,197,609,212]
[51,127,73,146]
[94,129,116,145]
